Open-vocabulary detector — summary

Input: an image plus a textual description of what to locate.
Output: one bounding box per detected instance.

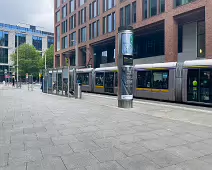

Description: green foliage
[40,45,54,69]
[11,44,41,78]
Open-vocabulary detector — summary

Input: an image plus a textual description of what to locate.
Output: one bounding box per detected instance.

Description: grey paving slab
[185,141,212,155]
[51,135,78,145]
[23,126,46,134]
[142,150,185,168]
[115,142,150,156]
[176,159,212,170]
[69,140,100,152]
[94,137,121,149]
[174,133,203,143]
[61,152,99,169]
[41,144,73,157]
[27,156,67,170]
[0,153,8,167]
[0,163,26,170]
[91,148,126,163]
[117,154,160,170]
[86,161,125,170]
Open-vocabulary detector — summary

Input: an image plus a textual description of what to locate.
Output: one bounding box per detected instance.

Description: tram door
[187,69,212,103]
[104,72,114,93]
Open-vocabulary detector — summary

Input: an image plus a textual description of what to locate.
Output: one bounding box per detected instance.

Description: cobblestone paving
[1,86,212,170]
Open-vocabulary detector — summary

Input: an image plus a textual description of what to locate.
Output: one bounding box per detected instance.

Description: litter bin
[75,83,82,99]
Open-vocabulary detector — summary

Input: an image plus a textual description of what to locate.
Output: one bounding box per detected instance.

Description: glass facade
[62,36,68,49]
[120,8,124,26]
[103,0,115,12]
[56,11,60,22]
[48,37,54,48]
[175,0,196,7]
[80,0,86,6]
[90,0,100,19]
[150,0,157,17]
[160,0,165,13]
[197,21,205,58]
[62,5,67,18]
[125,5,131,26]
[0,48,8,63]
[0,31,8,47]
[108,14,112,33]
[70,32,76,46]
[103,17,107,34]
[32,36,42,51]
[0,65,8,82]
[79,7,86,25]
[56,26,60,51]
[15,34,26,47]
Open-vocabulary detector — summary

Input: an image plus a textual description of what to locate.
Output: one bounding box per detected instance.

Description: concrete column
[60,53,64,67]
[42,36,48,56]
[8,31,15,66]
[86,44,94,67]
[26,34,32,45]
[165,16,178,62]
[205,0,212,59]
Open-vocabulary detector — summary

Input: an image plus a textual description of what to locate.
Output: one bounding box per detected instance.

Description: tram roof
[134,62,177,69]
[95,66,118,72]
[76,68,93,73]
[184,59,212,67]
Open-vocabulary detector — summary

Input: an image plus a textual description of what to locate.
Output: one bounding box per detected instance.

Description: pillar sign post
[118,26,134,108]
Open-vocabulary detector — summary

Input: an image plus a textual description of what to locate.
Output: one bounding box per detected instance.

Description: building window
[150,0,157,17]
[120,8,124,26]
[62,5,67,18]
[175,0,196,7]
[62,36,68,49]
[56,11,60,22]
[70,0,75,13]
[62,20,68,33]
[57,0,60,8]
[80,0,86,6]
[160,0,165,13]
[32,36,42,51]
[81,27,87,42]
[70,14,76,30]
[112,12,116,31]
[63,0,67,3]
[103,0,115,12]
[89,0,100,19]
[125,5,131,26]
[56,26,60,51]
[143,0,165,19]
[0,48,8,64]
[197,21,205,58]
[108,14,112,33]
[120,5,131,26]
[0,31,8,47]
[79,7,86,25]
[97,20,100,36]
[48,37,54,48]
[15,34,26,47]
[103,17,107,34]
[70,32,76,46]
[132,2,136,23]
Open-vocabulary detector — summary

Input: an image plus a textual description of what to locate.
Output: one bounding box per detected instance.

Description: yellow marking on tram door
[96,86,104,89]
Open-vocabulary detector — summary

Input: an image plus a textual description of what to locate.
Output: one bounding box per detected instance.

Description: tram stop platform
[1,86,212,170]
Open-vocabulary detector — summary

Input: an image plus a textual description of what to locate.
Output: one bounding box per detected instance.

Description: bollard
[75,83,82,99]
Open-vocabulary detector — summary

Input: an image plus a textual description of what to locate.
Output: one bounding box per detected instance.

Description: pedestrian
[12,76,15,87]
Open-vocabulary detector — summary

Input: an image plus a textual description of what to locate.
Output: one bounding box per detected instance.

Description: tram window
[152,70,169,89]
[95,72,104,86]
[105,72,114,88]
[77,73,89,85]
[187,69,199,102]
[137,71,151,88]
[200,69,212,103]
[115,72,118,87]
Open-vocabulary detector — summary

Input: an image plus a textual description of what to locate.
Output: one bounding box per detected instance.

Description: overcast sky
[0,0,54,32]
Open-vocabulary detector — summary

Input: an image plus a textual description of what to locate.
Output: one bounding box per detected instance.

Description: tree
[40,45,54,69]
[11,44,41,79]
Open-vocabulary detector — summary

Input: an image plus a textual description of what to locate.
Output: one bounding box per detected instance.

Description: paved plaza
[1,85,212,170]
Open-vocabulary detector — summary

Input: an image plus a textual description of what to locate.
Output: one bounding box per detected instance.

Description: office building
[54,0,212,68]
[0,23,54,81]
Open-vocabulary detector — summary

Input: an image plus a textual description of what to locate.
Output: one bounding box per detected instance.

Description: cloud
[0,0,54,32]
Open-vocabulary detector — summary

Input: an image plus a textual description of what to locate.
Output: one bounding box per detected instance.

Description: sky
[0,0,54,32]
